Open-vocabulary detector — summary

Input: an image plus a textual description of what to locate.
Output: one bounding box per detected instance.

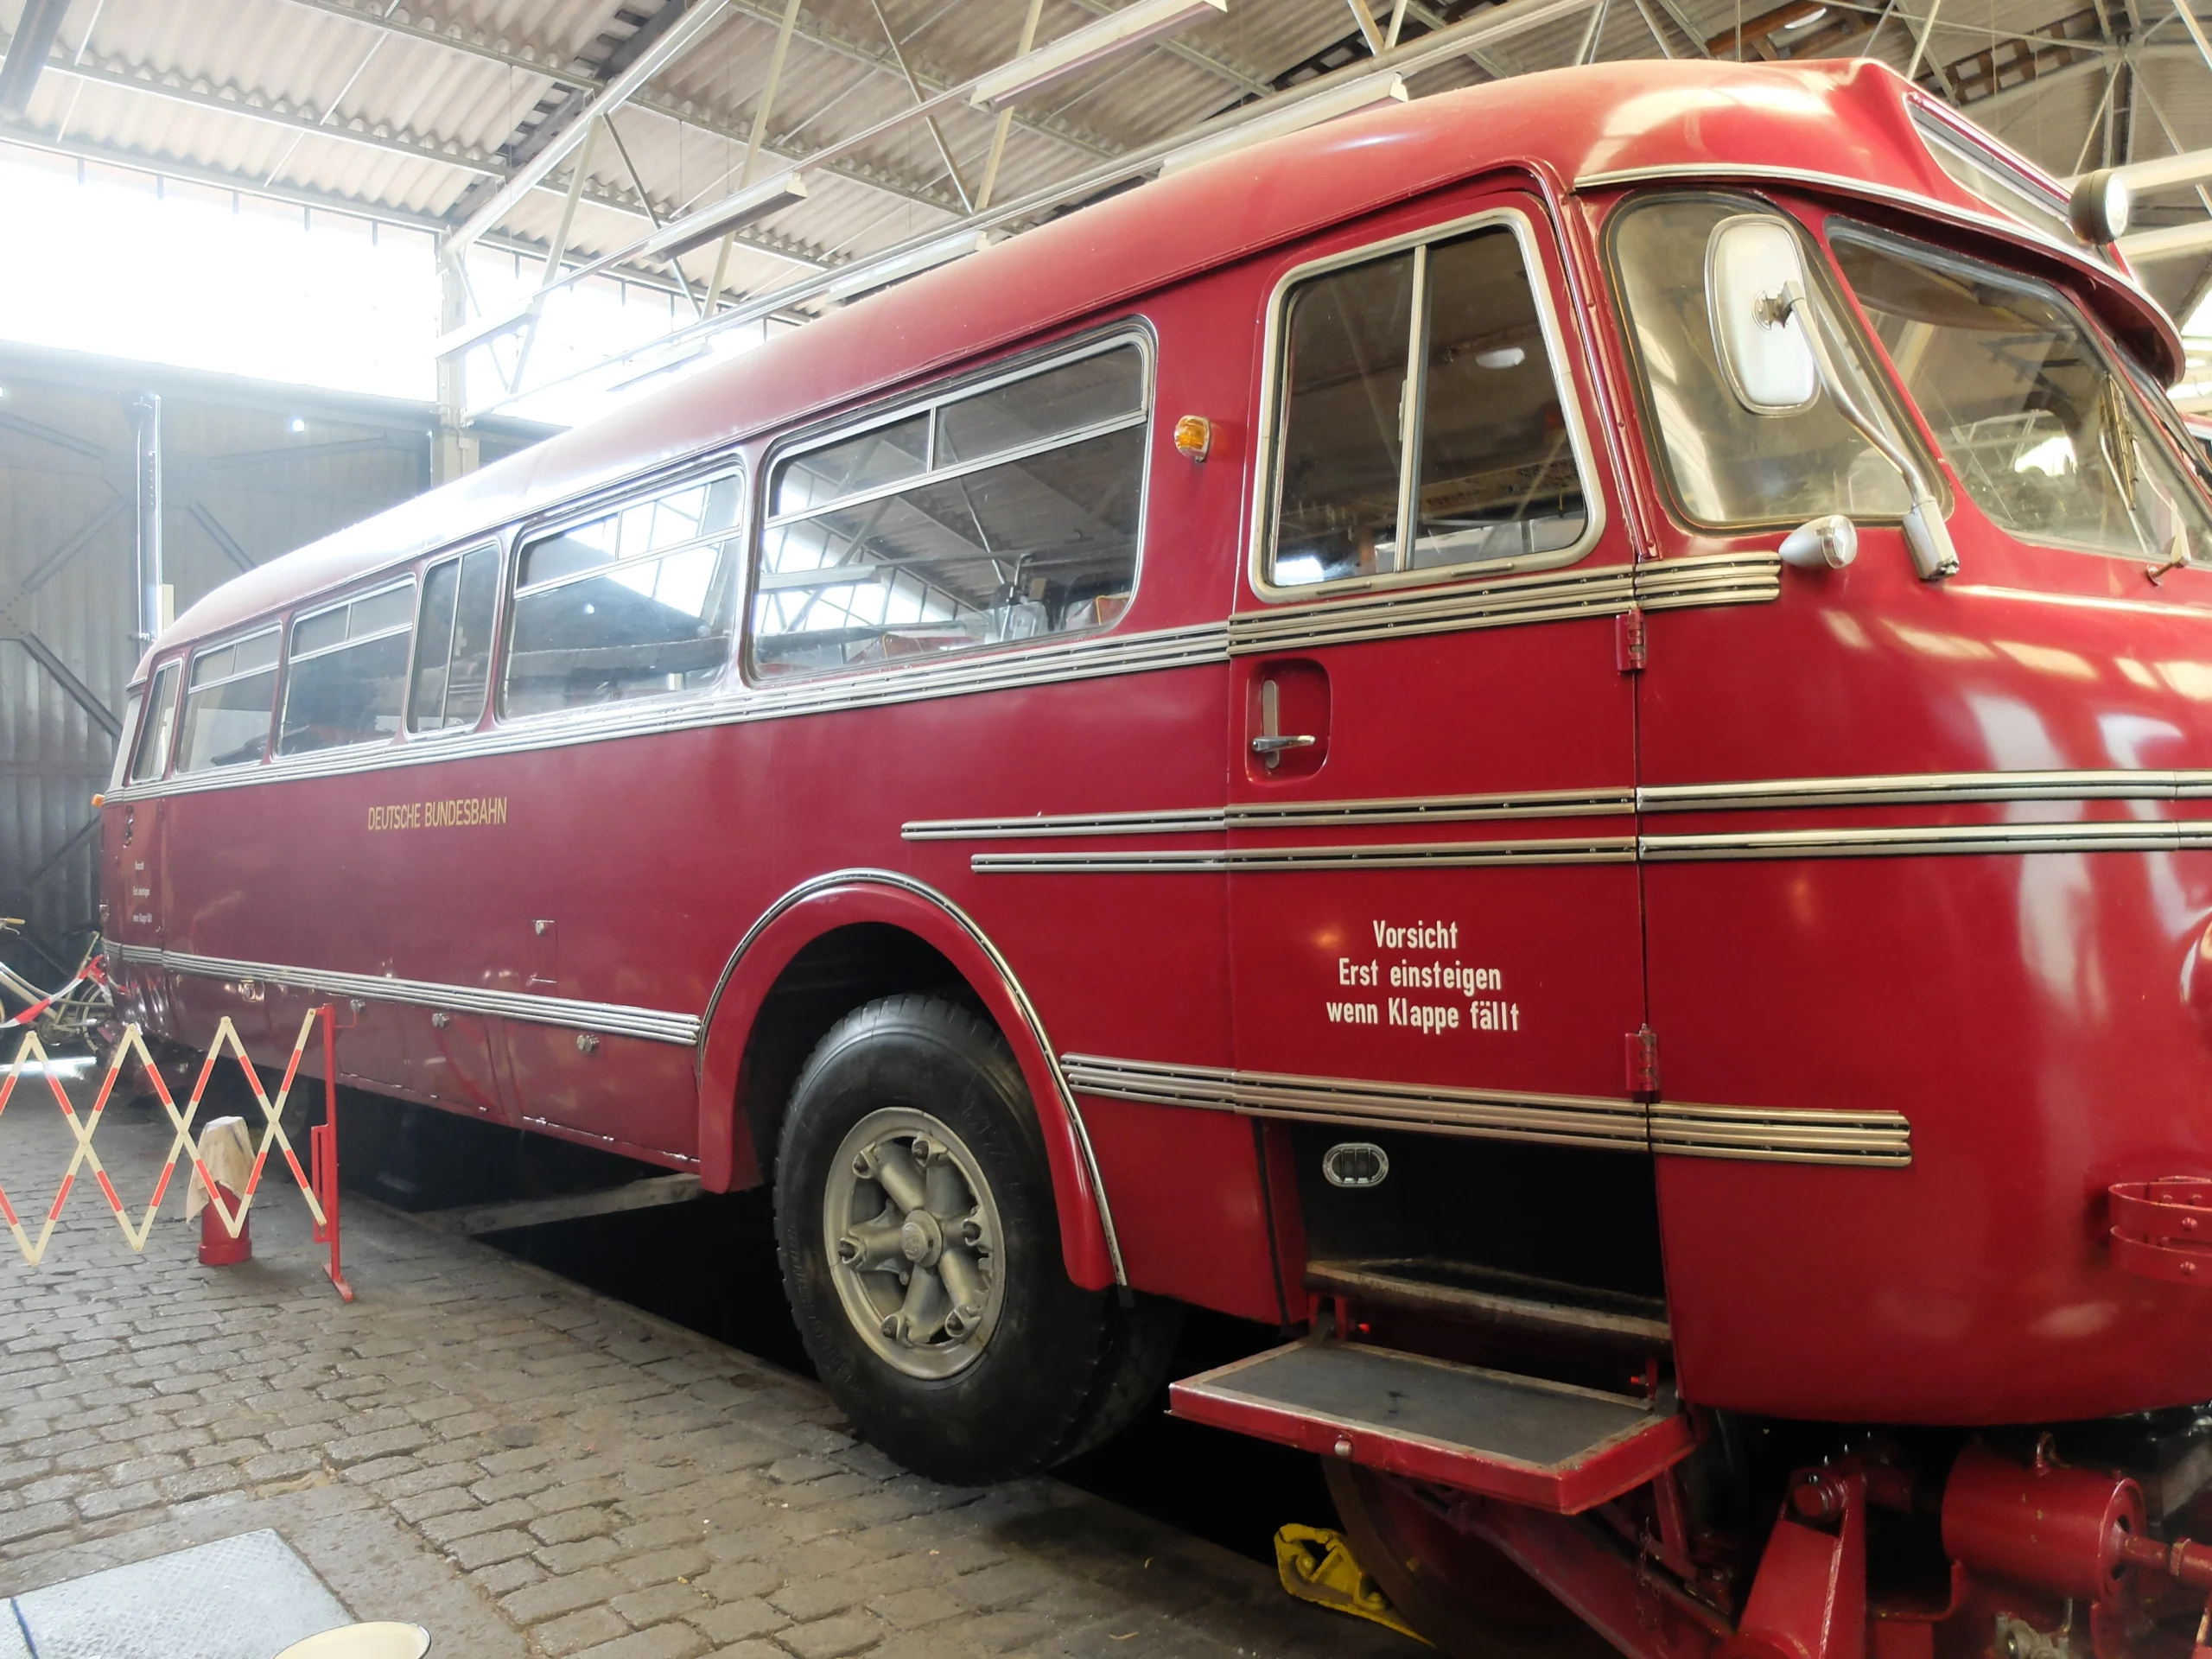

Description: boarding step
[1169,1338,1694,1513]
[1306,1256,1672,1352]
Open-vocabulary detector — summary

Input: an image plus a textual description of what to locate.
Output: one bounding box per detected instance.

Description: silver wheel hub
[823,1109,1005,1380]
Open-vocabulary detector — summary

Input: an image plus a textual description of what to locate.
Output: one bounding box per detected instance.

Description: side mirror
[1707,216,1818,415]
[1702,214,1960,582]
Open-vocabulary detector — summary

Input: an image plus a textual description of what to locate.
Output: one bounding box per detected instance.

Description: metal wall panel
[0,341,547,972]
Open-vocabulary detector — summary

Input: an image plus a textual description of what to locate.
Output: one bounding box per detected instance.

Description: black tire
[774,994,1118,1484]
[1057,1292,1183,1463]
[1325,1460,1610,1659]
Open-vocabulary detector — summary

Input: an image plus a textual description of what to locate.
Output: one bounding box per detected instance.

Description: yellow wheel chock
[1274,1523,1429,1644]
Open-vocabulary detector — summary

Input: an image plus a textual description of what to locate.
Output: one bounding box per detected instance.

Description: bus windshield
[1830,223,2212,568]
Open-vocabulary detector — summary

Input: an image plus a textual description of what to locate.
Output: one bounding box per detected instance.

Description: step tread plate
[1169,1338,1694,1513]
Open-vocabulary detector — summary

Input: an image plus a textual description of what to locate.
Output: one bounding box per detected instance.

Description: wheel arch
[696,869,1123,1291]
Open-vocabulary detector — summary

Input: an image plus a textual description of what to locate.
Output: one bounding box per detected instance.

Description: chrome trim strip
[973,836,1639,874]
[1650,1103,1912,1167]
[104,940,699,1046]
[1644,769,2212,812]
[1640,821,2212,861]
[1224,552,1777,655]
[1060,1055,1912,1166]
[103,551,1782,808]
[1229,565,1634,656]
[1632,552,1783,611]
[1061,1055,1649,1152]
[693,869,1128,1286]
[905,787,1635,842]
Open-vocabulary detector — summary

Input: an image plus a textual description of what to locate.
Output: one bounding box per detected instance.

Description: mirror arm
[1780,280,1958,582]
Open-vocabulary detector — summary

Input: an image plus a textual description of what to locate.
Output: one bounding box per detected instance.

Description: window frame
[274,575,419,760]
[405,540,504,740]
[124,659,181,785]
[1601,188,1943,537]
[110,686,146,792]
[499,457,747,724]
[176,625,283,773]
[1824,214,2212,571]
[1248,203,1606,604]
[745,324,1157,683]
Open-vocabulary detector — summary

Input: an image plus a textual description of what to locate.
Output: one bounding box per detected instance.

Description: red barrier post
[312,1005,353,1302]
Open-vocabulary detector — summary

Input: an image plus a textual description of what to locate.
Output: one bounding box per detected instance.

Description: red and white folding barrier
[0,955,106,1032]
[0,1006,352,1300]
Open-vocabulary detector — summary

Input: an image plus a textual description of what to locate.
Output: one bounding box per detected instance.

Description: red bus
[99,57,2212,1659]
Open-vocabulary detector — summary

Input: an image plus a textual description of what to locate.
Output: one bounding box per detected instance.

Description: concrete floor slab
[12,1529,347,1658]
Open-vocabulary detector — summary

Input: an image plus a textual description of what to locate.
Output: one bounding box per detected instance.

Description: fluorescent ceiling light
[969,0,1227,110]
[1159,73,1408,175]
[643,171,810,261]
[827,232,997,302]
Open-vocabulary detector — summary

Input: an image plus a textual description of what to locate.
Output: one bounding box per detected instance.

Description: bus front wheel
[774,994,1126,1484]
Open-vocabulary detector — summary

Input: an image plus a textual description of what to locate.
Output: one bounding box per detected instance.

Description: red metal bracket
[1719,1468,1867,1659]
[1617,606,1649,672]
[2109,1176,2212,1285]
[1627,1026,1661,1103]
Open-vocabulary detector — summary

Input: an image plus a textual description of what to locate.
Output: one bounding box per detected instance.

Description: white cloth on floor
[186,1116,257,1221]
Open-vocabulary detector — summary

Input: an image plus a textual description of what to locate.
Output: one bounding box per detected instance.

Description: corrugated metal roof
[3,0,2212,394]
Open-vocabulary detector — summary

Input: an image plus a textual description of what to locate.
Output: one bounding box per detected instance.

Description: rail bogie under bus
[98,58,2212,1659]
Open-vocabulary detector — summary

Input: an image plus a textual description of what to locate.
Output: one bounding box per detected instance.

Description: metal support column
[132,395,165,648]
[434,244,480,486]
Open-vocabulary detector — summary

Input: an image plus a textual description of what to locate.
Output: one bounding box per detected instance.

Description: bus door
[1225,197,1662,1315]
[110,660,181,1029]
[1615,194,2212,1416]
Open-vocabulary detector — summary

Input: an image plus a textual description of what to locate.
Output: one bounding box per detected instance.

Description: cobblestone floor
[0,1081,1413,1658]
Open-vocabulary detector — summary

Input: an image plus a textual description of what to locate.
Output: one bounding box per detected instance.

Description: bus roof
[153,57,2175,668]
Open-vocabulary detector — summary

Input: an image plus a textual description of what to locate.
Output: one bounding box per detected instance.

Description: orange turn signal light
[89,793,104,809]
[1173,415,1212,461]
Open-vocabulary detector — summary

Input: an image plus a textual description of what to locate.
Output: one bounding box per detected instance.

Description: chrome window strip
[188,653,282,696]
[766,409,1149,531]
[771,334,1145,520]
[516,533,740,601]
[288,620,413,666]
[291,577,417,650]
[105,941,698,1046]
[1060,1055,1910,1166]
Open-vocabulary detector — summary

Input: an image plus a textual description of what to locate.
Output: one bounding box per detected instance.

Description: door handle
[1250,734,1318,757]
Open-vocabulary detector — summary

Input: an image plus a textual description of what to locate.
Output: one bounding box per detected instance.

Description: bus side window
[109,689,144,792]
[409,545,499,733]
[278,581,416,756]
[752,337,1148,677]
[176,630,279,772]
[1267,219,1592,590]
[128,661,181,784]
[505,472,743,717]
